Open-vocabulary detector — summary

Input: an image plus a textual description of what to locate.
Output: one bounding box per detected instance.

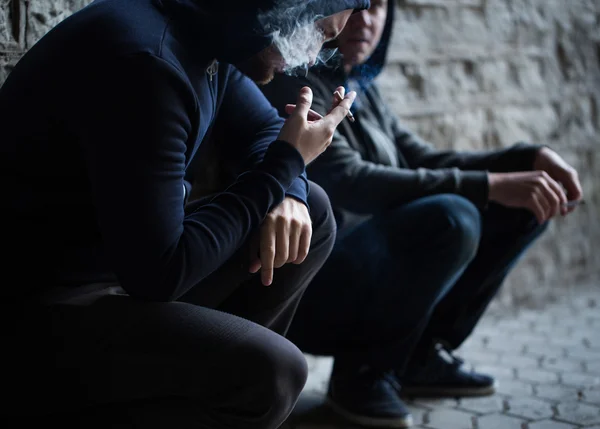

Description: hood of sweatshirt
[160,0,370,64]
[347,0,395,86]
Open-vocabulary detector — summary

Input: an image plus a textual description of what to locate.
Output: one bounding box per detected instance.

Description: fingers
[287,223,301,263]
[290,87,313,121]
[563,169,583,212]
[330,86,346,113]
[293,224,312,265]
[248,231,261,274]
[259,223,276,286]
[323,91,356,129]
[528,192,547,224]
[543,173,569,216]
[285,104,323,121]
[537,172,561,219]
[274,217,289,269]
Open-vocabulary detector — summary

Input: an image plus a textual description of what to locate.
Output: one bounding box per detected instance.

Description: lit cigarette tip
[334,91,356,122]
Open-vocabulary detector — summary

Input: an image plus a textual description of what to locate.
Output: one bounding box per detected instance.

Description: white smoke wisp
[271,19,324,75]
[258,2,342,77]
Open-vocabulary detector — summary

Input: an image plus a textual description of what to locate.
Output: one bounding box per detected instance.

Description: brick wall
[1,0,598,307]
[377,0,599,307]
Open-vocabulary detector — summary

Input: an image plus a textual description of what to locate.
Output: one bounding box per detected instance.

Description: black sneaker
[327,365,413,428]
[399,344,497,398]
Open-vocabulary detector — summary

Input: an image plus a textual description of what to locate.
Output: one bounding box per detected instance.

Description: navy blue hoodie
[0,0,368,302]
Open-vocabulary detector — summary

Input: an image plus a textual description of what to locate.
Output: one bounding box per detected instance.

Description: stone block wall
[376,0,600,307]
[1,0,598,307]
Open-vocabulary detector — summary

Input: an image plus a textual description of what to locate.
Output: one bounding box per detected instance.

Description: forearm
[309,156,489,214]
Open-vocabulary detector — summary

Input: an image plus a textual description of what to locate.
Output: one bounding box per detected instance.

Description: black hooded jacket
[261,1,541,233]
[0,0,368,301]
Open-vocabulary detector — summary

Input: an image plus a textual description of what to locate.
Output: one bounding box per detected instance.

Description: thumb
[291,87,313,120]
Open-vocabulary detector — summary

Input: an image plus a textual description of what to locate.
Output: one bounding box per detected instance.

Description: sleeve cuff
[257,140,306,190]
[285,174,310,210]
[458,170,489,208]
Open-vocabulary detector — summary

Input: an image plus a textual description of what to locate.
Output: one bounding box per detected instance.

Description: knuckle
[297,250,308,261]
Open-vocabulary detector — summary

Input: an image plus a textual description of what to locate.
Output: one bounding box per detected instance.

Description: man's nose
[355,9,372,27]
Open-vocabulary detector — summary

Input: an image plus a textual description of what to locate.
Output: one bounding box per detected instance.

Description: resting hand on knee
[488,170,569,224]
[249,197,312,286]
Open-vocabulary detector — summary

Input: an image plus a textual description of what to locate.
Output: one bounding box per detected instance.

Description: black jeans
[286,194,547,375]
[2,183,336,429]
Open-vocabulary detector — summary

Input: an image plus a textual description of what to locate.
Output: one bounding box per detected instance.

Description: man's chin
[253,70,276,86]
[236,63,275,85]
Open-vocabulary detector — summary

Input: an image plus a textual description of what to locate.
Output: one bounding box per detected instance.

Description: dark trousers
[286,194,547,375]
[3,183,336,429]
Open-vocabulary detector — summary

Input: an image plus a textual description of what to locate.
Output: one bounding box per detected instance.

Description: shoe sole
[400,380,498,398]
[326,397,414,428]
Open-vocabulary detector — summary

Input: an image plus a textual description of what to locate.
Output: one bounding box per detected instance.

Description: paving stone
[517,368,560,384]
[525,345,569,359]
[459,396,505,414]
[549,336,589,349]
[527,419,578,429]
[587,362,600,375]
[500,354,541,369]
[561,372,600,389]
[505,396,554,420]
[534,384,582,402]
[425,408,474,429]
[496,379,536,396]
[484,336,527,354]
[566,349,600,361]
[582,389,600,406]
[555,402,600,426]
[541,356,585,373]
[476,413,525,429]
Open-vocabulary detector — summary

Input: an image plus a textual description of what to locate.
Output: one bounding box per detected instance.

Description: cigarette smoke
[258,1,342,77]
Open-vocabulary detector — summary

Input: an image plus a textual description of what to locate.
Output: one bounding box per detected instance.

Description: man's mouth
[348,38,369,45]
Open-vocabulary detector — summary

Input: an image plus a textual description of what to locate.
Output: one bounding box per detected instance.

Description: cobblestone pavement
[285,288,600,429]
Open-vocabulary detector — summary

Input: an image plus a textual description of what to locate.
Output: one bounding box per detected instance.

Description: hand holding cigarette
[333,90,355,122]
[279,86,356,165]
[285,86,356,123]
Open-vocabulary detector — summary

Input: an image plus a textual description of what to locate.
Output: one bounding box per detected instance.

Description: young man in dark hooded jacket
[0,0,368,427]
[261,0,583,427]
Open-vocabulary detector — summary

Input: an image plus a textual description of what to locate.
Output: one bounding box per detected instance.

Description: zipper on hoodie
[206,59,218,82]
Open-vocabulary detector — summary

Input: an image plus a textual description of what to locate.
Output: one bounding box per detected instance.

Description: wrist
[533,146,552,171]
[487,172,500,201]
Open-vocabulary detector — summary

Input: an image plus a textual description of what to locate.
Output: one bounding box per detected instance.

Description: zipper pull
[207,59,218,82]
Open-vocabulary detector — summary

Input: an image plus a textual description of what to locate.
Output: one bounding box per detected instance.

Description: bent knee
[425,194,482,261]
[241,329,308,416]
[306,181,336,247]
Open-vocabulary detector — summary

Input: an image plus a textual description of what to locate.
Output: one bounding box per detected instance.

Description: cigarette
[334,91,355,122]
[562,200,585,208]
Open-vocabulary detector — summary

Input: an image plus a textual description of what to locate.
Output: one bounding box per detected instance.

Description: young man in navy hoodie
[0,0,368,427]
